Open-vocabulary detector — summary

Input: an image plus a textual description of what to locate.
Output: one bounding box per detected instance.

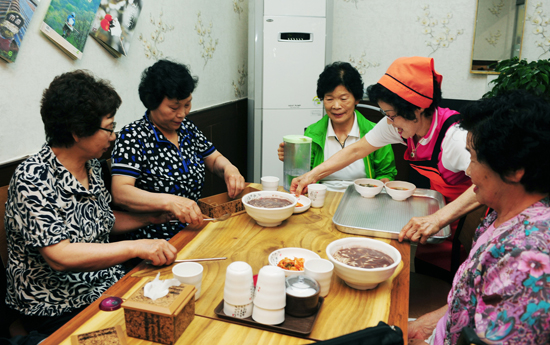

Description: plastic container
[283,135,312,191]
[285,275,320,317]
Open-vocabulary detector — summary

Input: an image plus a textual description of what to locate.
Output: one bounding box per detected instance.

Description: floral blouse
[443,197,550,344]
[4,145,124,317]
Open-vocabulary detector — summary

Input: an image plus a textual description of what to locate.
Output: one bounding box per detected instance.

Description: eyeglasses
[99,122,116,135]
[379,108,398,122]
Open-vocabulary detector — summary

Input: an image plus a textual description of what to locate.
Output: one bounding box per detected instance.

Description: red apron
[407,114,472,219]
[407,114,472,273]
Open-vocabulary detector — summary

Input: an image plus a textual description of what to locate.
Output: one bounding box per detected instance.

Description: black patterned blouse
[4,145,124,317]
[111,112,215,240]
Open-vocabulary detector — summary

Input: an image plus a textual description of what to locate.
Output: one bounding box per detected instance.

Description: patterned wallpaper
[333,0,545,101]
[525,2,550,58]
[0,0,547,163]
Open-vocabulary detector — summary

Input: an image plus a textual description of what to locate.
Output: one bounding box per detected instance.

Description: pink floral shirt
[441,197,550,345]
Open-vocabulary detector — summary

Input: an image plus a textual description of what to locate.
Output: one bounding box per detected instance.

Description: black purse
[313,321,403,345]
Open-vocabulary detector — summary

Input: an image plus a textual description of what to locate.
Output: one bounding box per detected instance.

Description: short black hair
[40,70,121,148]
[366,77,442,121]
[460,89,550,194]
[316,62,364,101]
[138,59,198,110]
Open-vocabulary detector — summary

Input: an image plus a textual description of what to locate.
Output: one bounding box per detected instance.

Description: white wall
[0,0,248,164]
[1,0,548,164]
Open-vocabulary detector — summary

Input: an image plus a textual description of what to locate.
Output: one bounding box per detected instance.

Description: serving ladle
[169,213,231,223]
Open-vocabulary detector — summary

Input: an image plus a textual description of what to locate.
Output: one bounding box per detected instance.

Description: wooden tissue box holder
[122,279,196,345]
[198,185,259,218]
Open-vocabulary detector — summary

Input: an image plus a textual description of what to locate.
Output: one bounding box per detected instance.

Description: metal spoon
[169,213,231,224]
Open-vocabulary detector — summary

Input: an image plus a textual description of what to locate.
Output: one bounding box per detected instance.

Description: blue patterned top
[111,112,215,240]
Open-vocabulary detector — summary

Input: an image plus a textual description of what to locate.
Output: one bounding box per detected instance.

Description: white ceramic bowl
[242,191,297,227]
[384,181,416,201]
[293,195,311,214]
[326,237,401,290]
[268,247,321,277]
[354,178,384,198]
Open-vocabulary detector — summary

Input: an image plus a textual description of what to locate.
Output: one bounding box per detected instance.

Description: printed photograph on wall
[40,0,101,59]
[90,0,142,57]
[0,0,41,63]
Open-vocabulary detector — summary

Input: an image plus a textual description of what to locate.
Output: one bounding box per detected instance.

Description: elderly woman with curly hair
[111,59,245,240]
[4,70,177,337]
[408,90,550,345]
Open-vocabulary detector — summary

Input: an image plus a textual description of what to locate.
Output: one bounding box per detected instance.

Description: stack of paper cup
[308,184,327,208]
[223,261,255,318]
[252,265,286,325]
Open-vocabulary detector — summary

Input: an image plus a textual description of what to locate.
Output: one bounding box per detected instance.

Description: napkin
[143,273,181,300]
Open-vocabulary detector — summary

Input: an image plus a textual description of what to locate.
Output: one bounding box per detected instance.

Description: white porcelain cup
[224,300,253,319]
[252,305,285,325]
[304,258,334,297]
[253,265,286,310]
[224,261,255,306]
[308,184,327,208]
[261,176,280,191]
[172,262,203,300]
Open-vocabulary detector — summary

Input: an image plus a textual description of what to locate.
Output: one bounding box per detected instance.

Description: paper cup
[253,265,286,310]
[172,262,204,300]
[304,258,334,297]
[308,184,327,208]
[224,261,255,305]
[261,176,280,191]
[252,305,285,325]
[224,300,253,319]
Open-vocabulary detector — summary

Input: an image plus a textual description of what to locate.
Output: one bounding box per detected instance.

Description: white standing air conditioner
[248,0,333,183]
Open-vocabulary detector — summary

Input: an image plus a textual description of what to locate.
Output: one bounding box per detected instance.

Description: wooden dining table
[42,184,410,344]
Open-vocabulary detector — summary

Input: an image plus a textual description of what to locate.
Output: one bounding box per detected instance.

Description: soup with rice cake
[248,197,293,208]
[332,247,394,269]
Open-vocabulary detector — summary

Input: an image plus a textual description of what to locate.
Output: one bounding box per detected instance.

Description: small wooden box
[71,325,127,345]
[198,185,259,218]
[122,279,196,345]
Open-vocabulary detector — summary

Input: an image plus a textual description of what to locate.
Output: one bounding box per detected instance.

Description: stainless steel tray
[332,185,451,243]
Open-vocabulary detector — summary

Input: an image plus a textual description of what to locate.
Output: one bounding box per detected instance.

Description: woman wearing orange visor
[291,57,480,270]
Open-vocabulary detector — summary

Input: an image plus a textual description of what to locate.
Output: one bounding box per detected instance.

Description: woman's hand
[148,212,175,225]
[134,239,178,266]
[278,142,285,162]
[204,151,245,198]
[166,195,204,225]
[399,213,442,244]
[290,171,317,196]
[224,165,245,198]
[408,305,448,341]
[408,318,436,340]
[380,178,390,184]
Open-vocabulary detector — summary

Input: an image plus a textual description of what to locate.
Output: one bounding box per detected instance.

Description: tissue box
[122,279,196,345]
[198,185,259,218]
